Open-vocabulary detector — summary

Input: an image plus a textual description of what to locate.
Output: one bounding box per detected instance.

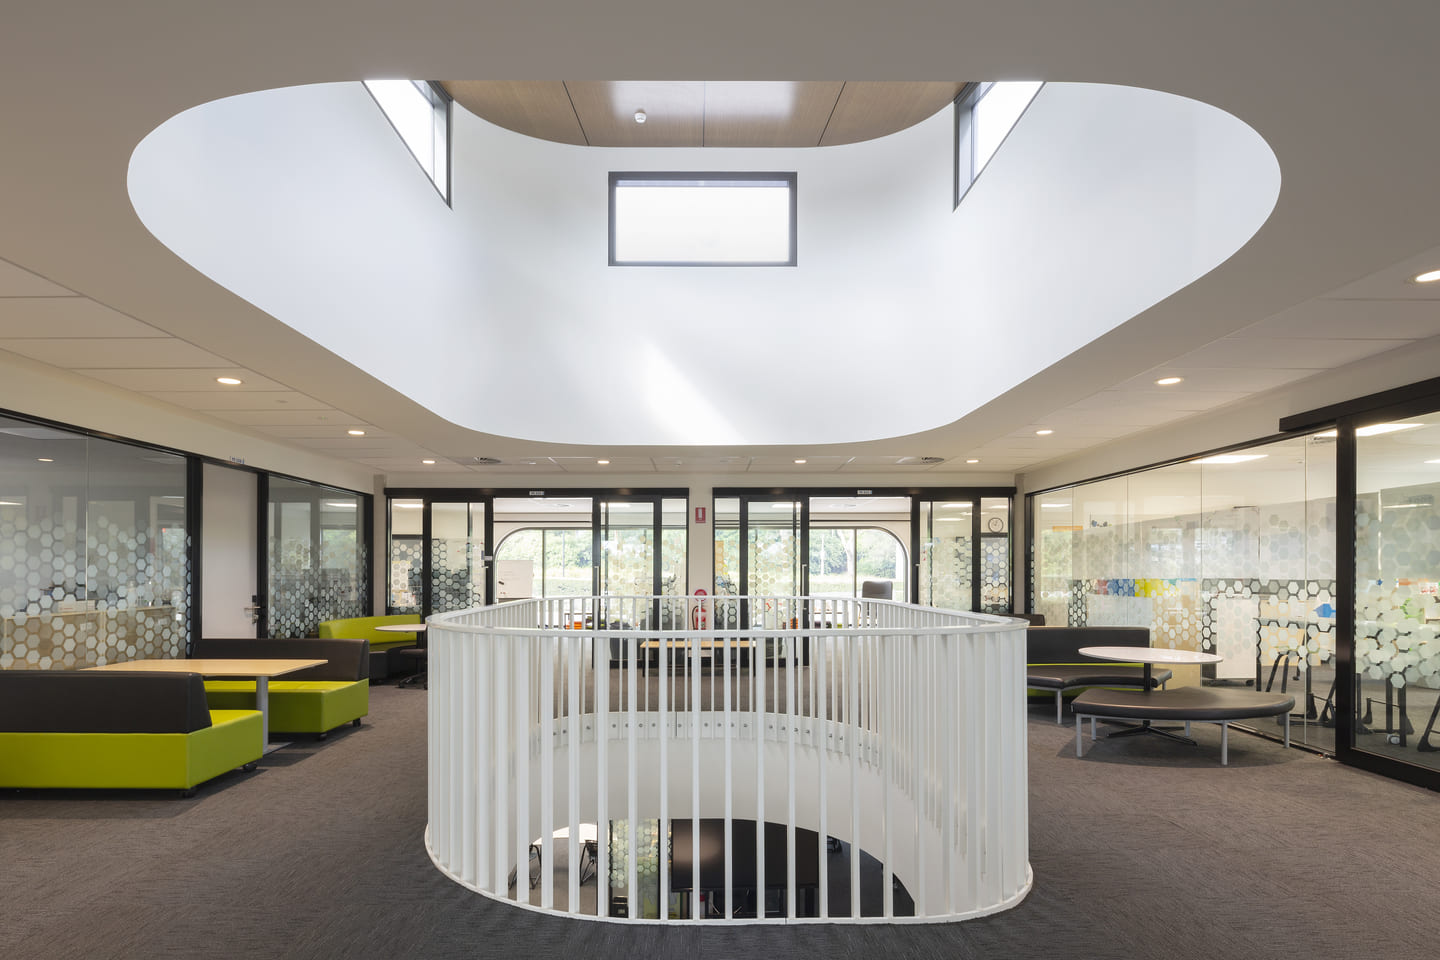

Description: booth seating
[193,637,369,737]
[1026,626,1171,723]
[318,614,421,680]
[1072,686,1295,765]
[0,670,262,794]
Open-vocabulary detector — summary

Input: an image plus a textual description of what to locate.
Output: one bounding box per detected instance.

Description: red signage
[695,506,707,524]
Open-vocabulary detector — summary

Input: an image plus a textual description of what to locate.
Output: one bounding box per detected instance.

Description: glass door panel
[430,501,486,614]
[492,497,593,599]
[388,499,423,614]
[919,499,974,610]
[746,498,803,628]
[714,497,741,596]
[807,496,910,601]
[1354,412,1440,771]
[600,500,656,597]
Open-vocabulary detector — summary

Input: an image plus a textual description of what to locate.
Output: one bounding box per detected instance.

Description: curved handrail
[425,596,1031,923]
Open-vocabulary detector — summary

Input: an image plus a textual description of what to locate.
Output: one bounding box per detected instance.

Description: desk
[1080,646,1223,745]
[86,658,325,749]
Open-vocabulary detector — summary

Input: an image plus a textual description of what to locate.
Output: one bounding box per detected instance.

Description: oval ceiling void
[128,82,1279,446]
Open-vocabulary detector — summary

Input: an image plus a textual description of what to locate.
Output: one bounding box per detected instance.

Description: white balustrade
[425,595,1031,923]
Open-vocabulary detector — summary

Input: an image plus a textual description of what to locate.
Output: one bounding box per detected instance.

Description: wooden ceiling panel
[565,81,705,147]
[442,81,587,145]
[701,81,844,147]
[819,82,965,146]
[443,81,967,148]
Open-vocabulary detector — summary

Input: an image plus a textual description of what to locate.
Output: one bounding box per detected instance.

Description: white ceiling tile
[81,367,289,391]
[1068,389,1252,412]
[0,298,165,338]
[0,337,231,368]
[1245,299,1440,340]
[1171,337,1410,369]
[1112,366,1323,393]
[747,456,850,470]
[1041,407,1191,430]
[209,409,344,426]
[551,457,655,472]
[143,390,332,411]
[0,260,74,297]
[252,424,381,439]
[464,460,566,473]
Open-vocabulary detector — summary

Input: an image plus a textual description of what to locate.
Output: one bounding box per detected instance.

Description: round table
[1079,645,1224,745]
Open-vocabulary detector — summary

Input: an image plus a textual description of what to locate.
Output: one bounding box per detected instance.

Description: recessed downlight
[794,458,807,464]
[216,376,243,385]
[1411,269,1440,284]
[596,459,610,465]
[1155,376,1183,386]
[36,458,53,463]
[347,429,366,436]
[966,459,980,464]
[421,459,436,465]
[1035,429,1053,436]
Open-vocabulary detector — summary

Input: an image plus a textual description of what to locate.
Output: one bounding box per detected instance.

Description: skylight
[954,81,1043,206]
[609,173,797,266]
[363,79,450,202]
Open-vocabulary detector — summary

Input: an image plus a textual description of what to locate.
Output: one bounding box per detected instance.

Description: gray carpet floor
[2,685,1438,960]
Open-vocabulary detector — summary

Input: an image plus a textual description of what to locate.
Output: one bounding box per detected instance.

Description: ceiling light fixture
[216,376,243,385]
[421,459,436,465]
[597,459,610,465]
[966,459,980,464]
[794,458,807,464]
[1155,376,1183,386]
[1035,429,1053,436]
[347,429,366,436]
[634,110,646,124]
[36,458,53,463]
[1411,269,1440,284]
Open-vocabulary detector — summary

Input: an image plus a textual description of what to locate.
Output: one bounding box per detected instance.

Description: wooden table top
[85,658,326,678]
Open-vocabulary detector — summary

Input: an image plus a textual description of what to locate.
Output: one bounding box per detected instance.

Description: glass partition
[431,501,486,614]
[1354,413,1440,769]
[1032,434,1336,750]
[388,498,423,614]
[0,417,189,668]
[267,478,366,637]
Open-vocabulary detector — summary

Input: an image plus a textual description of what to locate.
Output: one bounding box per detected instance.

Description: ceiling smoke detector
[470,456,502,466]
[898,456,946,465]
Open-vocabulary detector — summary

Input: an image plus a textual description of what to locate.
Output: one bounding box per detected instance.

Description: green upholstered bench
[0,669,263,795]
[1027,626,1172,724]
[317,614,421,680]
[193,637,369,737]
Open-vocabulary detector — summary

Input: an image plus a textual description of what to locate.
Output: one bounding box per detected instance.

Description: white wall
[129,81,1278,448]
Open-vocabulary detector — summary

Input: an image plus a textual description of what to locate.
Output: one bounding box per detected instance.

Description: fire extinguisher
[691,588,708,630]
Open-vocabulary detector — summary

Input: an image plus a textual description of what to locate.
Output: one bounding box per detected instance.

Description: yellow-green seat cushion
[204,679,369,735]
[0,709,262,790]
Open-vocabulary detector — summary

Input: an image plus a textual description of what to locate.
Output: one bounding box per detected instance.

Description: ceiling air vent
[470,456,502,466]
[898,456,946,465]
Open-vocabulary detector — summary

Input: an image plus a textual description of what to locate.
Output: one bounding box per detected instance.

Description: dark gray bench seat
[1028,665,1173,721]
[1026,626,1170,724]
[1072,687,1295,765]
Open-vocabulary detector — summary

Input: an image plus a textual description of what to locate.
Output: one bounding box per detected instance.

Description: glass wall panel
[1354,414,1440,768]
[0,418,189,669]
[661,498,687,596]
[267,478,366,637]
[713,497,740,596]
[1032,434,1336,750]
[388,498,423,613]
[919,500,973,610]
[979,497,1011,613]
[600,501,655,597]
[431,501,486,614]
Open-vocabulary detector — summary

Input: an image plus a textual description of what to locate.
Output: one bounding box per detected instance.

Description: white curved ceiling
[127,82,1278,446]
